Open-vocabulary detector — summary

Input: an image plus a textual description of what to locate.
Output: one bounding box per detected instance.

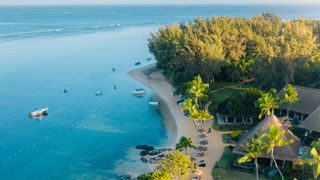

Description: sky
[0,0,319,5]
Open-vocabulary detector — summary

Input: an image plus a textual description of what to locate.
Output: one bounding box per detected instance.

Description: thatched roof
[299,106,320,133]
[279,85,320,115]
[233,114,301,161]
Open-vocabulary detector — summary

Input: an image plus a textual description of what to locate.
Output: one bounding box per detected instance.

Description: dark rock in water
[140,157,148,163]
[135,145,154,151]
[140,150,148,156]
[139,147,172,156]
[148,149,162,156]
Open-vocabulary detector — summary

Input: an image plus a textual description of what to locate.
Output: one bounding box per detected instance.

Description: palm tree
[238,134,266,180]
[182,98,213,127]
[281,84,298,118]
[237,56,254,83]
[305,139,320,179]
[182,98,196,114]
[308,148,320,179]
[193,109,213,128]
[261,125,294,180]
[176,136,196,154]
[257,89,279,119]
[188,75,209,106]
[182,98,199,127]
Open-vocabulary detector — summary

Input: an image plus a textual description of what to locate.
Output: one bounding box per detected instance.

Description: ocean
[0,5,319,179]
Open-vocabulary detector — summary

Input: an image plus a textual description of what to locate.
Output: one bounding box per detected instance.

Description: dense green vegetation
[138,151,194,180]
[148,13,320,90]
[227,88,263,118]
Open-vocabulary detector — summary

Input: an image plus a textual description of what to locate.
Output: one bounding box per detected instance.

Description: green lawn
[215,147,235,168]
[211,88,238,106]
[209,82,256,111]
[212,148,269,180]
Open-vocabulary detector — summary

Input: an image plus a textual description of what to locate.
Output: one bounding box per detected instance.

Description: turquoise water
[0,26,167,179]
[0,5,320,180]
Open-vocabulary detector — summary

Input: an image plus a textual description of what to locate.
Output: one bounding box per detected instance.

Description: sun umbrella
[198,134,207,139]
[197,146,207,151]
[199,140,208,145]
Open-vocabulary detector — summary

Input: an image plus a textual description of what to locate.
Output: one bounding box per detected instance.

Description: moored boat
[132,88,147,96]
[95,90,102,96]
[63,88,69,94]
[134,62,141,66]
[28,108,48,119]
[149,101,159,106]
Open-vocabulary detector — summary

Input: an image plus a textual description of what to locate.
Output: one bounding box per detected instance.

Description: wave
[90,24,121,29]
[0,24,124,41]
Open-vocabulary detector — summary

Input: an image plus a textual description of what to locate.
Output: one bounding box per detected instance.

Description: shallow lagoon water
[0,26,168,179]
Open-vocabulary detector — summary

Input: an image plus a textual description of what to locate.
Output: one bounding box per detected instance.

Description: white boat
[95,91,102,96]
[149,101,159,106]
[29,108,48,119]
[132,88,147,96]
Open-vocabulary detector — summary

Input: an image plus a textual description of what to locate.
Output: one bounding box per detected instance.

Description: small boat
[113,85,117,90]
[134,62,141,66]
[146,57,152,61]
[63,88,69,94]
[95,91,102,96]
[149,101,159,106]
[29,108,48,119]
[132,88,147,96]
[112,67,116,72]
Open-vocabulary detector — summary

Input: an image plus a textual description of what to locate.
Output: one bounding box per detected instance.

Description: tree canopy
[149,13,320,89]
[227,88,263,118]
[160,151,194,179]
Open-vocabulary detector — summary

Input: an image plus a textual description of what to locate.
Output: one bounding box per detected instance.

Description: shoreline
[128,63,226,179]
[128,64,192,147]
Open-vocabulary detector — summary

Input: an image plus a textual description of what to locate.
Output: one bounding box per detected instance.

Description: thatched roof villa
[278,85,320,121]
[233,114,301,162]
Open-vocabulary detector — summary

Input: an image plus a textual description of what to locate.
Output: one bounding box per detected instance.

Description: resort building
[216,101,257,125]
[233,114,301,169]
[278,85,320,144]
[278,85,320,122]
[233,114,301,161]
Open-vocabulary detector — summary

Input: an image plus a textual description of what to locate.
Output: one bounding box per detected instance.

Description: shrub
[230,130,244,139]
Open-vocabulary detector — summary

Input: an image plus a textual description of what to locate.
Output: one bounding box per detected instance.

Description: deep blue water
[0,5,320,40]
[0,5,320,180]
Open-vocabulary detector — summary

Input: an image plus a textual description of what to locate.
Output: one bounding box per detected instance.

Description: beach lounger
[196,153,204,157]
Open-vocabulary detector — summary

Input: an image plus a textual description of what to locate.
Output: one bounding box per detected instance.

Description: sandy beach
[129,64,227,179]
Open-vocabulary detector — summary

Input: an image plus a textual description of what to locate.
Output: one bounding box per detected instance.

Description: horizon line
[1,3,320,6]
